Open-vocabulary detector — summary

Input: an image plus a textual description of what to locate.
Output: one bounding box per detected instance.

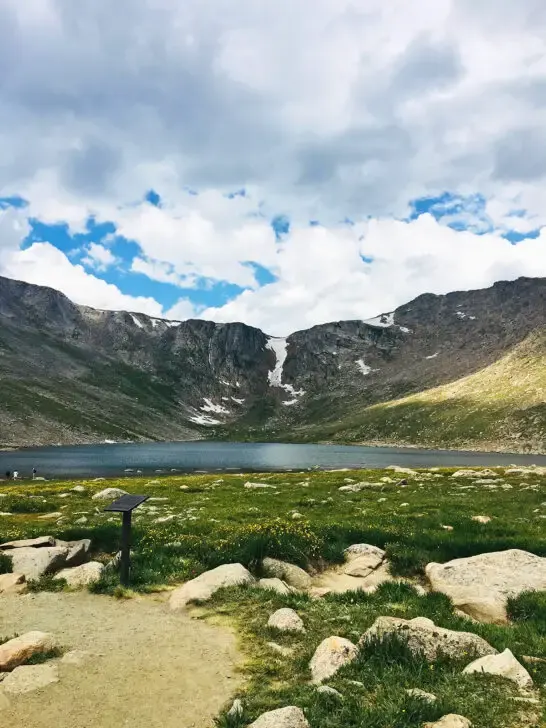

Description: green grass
[0,466,544,726]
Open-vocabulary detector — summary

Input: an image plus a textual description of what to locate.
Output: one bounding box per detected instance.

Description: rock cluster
[0,535,103,586]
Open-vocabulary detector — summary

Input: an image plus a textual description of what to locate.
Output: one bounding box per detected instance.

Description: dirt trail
[0,591,241,728]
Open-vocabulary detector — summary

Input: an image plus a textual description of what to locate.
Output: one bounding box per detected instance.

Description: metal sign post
[104,494,149,587]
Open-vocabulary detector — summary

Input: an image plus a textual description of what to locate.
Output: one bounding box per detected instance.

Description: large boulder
[0,536,55,550]
[64,539,91,568]
[0,631,56,671]
[262,558,312,590]
[54,562,104,588]
[8,546,69,581]
[424,716,471,728]
[462,648,533,690]
[426,550,546,624]
[360,617,496,661]
[309,636,358,683]
[267,608,305,633]
[92,488,128,500]
[169,563,255,610]
[0,573,25,596]
[1,664,59,694]
[249,706,309,728]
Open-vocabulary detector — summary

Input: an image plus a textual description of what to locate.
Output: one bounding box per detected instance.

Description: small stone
[266,642,294,656]
[0,573,26,595]
[0,632,56,671]
[309,636,358,683]
[2,664,59,695]
[61,650,93,666]
[291,512,303,520]
[462,648,533,689]
[37,512,62,520]
[262,558,312,589]
[386,466,418,475]
[472,516,491,524]
[257,578,293,595]
[441,525,454,531]
[249,706,309,728]
[424,716,471,728]
[405,688,437,703]
[227,698,244,718]
[92,488,128,501]
[71,485,86,493]
[267,608,305,633]
[244,482,277,489]
[75,516,88,525]
[316,685,342,698]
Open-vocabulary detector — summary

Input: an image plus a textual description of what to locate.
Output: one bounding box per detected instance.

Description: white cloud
[0,0,546,334]
[82,242,118,271]
[0,208,162,315]
[198,215,546,335]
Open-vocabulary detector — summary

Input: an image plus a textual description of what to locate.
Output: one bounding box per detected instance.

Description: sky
[0,0,546,336]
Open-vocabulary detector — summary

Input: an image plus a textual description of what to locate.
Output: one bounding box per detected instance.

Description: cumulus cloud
[0,1,545,333]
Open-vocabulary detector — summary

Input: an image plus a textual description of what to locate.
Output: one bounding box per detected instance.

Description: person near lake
[4,471,10,480]
[13,470,19,480]
[32,467,37,480]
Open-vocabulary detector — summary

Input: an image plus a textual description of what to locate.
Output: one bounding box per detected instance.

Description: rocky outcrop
[0,631,56,671]
[169,563,255,610]
[267,609,305,633]
[249,706,309,728]
[462,648,533,689]
[426,549,546,624]
[360,617,496,661]
[1,536,93,581]
[262,558,312,590]
[92,488,128,500]
[309,636,358,683]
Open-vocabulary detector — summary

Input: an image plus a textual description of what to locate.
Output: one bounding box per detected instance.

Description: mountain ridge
[0,274,544,452]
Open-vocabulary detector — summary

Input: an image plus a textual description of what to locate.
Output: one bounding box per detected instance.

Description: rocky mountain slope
[0,275,544,452]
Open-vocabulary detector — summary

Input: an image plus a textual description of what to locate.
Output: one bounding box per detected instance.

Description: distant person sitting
[32,468,37,480]
[12,470,18,480]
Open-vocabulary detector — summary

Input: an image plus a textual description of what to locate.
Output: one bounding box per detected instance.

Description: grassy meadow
[0,466,545,727]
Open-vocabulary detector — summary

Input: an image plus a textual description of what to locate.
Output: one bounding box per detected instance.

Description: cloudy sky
[1,0,545,335]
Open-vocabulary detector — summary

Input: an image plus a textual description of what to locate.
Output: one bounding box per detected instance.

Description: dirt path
[0,591,241,728]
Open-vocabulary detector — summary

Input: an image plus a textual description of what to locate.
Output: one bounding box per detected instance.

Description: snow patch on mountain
[363,312,394,328]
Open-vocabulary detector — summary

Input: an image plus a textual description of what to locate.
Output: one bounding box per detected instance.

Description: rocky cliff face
[0,275,544,450]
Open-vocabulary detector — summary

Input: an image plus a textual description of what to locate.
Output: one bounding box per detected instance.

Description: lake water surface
[1,441,545,479]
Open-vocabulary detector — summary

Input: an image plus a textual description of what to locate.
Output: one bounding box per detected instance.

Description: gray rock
[227,698,244,718]
[0,631,56,671]
[9,546,69,581]
[249,706,309,728]
[267,608,305,633]
[71,485,86,493]
[0,573,25,595]
[0,536,55,550]
[360,617,496,661]
[426,549,546,624]
[64,539,91,567]
[54,561,104,587]
[266,642,294,657]
[343,544,385,577]
[424,717,471,728]
[262,558,312,589]
[309,636,358,683]
[2,664,59,695]
[316,685,342,698]
[405,688,437,703]
[169,563,255,609]
[257,578,293,595]
[92,488,128,500]
[462,648,533,689]
[244,482,277,489]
